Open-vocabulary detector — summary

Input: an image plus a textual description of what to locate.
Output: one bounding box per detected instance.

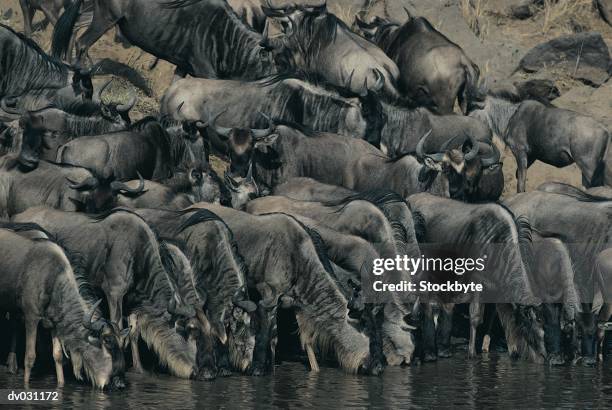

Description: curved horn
[209,111,232,138]
[116,91,137,113]
[93,79,113,104]
[83,299,104,332]
[111,172,145,194]
[411,296,421,316]
[66,176,99,190]
[463,135,480,161]
[403,6,412,19]
[345,69,355,90]
[245,162,254,181]
[415,129,433,160]
[372,69,385,92]
[480,142,501,167]
[251,113,274,139]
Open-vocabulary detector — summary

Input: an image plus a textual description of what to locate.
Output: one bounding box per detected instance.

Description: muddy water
[1,354,610,409]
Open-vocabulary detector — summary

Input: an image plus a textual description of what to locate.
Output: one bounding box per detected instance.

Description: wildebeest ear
[68,197,86,210]
[254,133,278,150]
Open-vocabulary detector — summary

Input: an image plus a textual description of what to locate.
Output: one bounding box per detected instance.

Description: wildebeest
[0,155,144,218]
[260,2,401,101]
[0,224,127,389]
[188,203,384,375]
[244,194,420,365]
[55,117,206,181]
[212,120,453,200]
[529,232,580,365]
[505,183,612,364]
[354,14,480,114]
[116,168,222,210]
[12,207,202,378]
[160,75,385,149]
[407,193,545,362]
[133,208,258,377]
[0,23,148,115]
[468,88,610,192]
[52,0,280,80]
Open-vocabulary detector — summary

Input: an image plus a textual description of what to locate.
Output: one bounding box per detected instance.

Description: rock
[518,32,611,86]
[553,81,612,128]
[509,4,533,20]
[595,0,612,26]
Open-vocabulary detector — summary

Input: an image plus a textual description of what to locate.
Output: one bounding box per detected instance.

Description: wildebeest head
[66,173,146,213]
[68,68,95,101]
[465,142,504,202]
[353,14,398,41]
[224,163,260,209]
[81,299,129,390]
[208,112,278,178]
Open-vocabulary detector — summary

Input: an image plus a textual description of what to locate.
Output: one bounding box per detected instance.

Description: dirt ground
[1,0,610,196]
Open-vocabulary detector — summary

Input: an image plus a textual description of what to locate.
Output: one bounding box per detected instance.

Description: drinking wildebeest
[133,208,258,378]
[55,117,207,181]
[260,1,401,101]
[52,0,281,80]
[208,119,453,200]
[11,207,203,378]
[468,87,610,192]
[244,195,419,365]
[505,183,612,364]
[407,193,545,363]
[0,223,127,389]
[0,23,148,115]
[188,203,385,375]
[529,232,580,365]
[160,75,385,150]
[0,155,144,218]
[354,14,480,114]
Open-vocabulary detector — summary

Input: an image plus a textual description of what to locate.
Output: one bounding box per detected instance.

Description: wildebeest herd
[0,0,610,391]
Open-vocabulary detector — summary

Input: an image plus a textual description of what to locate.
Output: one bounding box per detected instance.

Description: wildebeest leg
[577,304,597,366]
[104,287,125,329]
[128,313,143,373]
[23,317,39,387]
[469,303,484,358]
[597,303,612,361]
[481,304,496,353]
[515,151,529,193]
[305,343,319,372]
[6,313,18,374]
[20,0,35,37]
[251,299,277,376]
[436,303,454,358]
[214,339,232,377]
[52,333,64,386]
[194,312,217,380]
[75,3,119,65]
[421,303,437,362]
[39,3,60,25]
[543,304,564,365]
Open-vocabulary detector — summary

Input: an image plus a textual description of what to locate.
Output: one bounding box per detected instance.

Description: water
[1,355,610,409]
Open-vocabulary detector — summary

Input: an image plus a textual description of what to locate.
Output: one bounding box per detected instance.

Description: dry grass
[540,0,594,33]
[461,0,487,38]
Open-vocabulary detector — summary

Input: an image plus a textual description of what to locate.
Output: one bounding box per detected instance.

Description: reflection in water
[1,355,609,409]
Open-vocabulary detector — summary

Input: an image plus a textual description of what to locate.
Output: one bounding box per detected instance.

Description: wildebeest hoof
[438,348,452,358]
[6,353,17,374]
[547,353,565,366]
[217,367,232,377]
[197,368,216,381]
[423,353,437,362]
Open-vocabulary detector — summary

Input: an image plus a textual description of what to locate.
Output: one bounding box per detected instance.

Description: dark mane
[87,206,149,223]
[176,208,228,234]
[1,24,69,97]
[262,212,335,276]
[411,210,427,243]
[0,221,52,238]
[295,12,343,64]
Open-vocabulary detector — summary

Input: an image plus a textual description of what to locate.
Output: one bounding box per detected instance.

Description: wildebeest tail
[134,305,197,379]
[52,0,83,60]
[90,59,153,96]
[459,60,481,115]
